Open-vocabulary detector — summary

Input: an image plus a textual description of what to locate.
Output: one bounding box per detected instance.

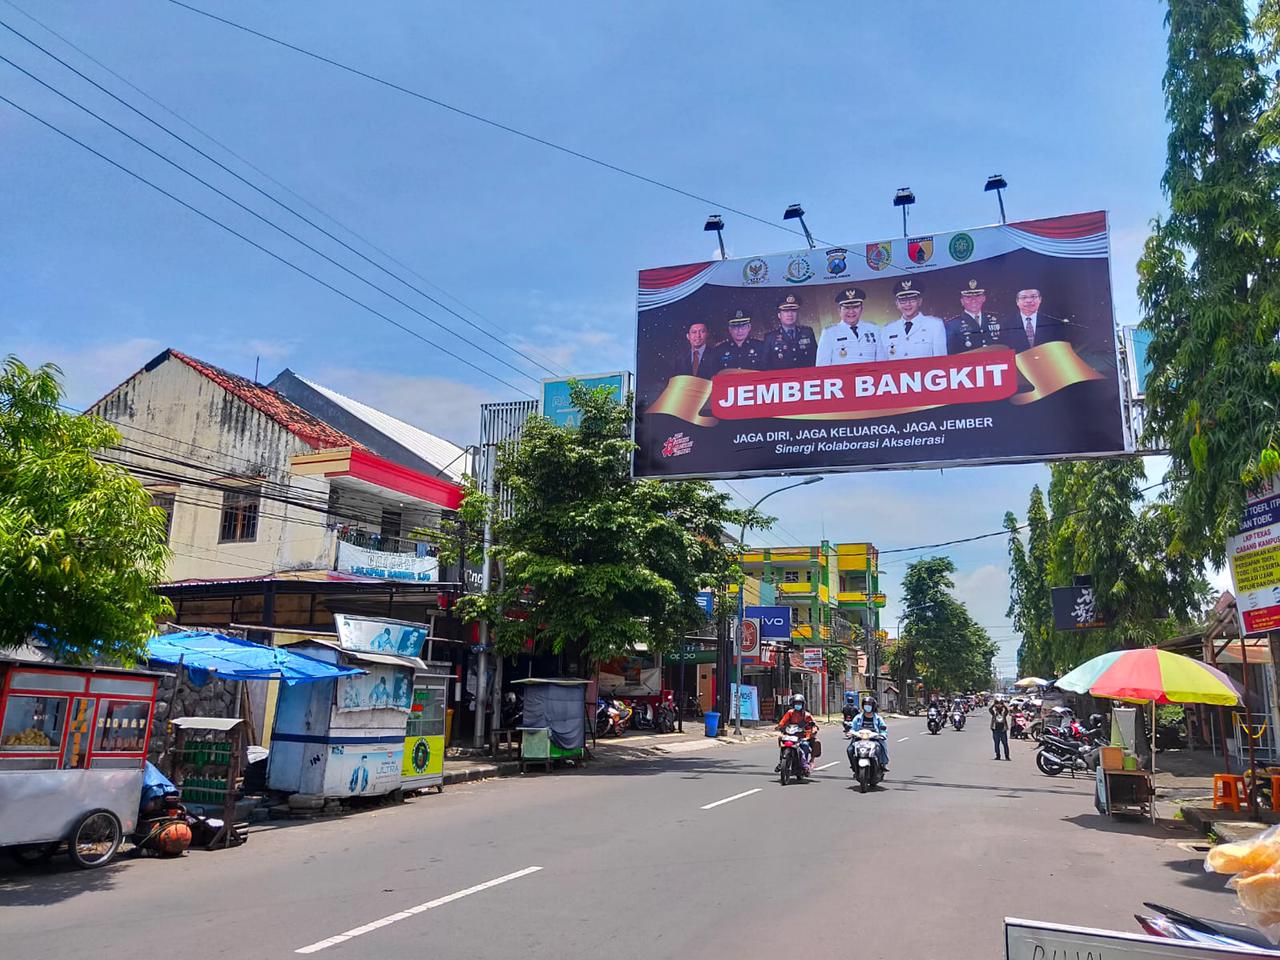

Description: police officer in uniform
[945,279,1003,354]
[762,294,817,369]
[707,309,764,374]
[878,279,947,360]
[816,288,879,365]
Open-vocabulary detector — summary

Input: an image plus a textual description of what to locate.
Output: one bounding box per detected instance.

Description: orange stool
[1214,774,1246,811]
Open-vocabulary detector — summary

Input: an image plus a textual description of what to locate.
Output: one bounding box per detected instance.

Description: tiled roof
[291,374,469,482]
[169,350,362,451]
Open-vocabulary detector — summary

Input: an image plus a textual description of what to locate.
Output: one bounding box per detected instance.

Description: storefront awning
[147,631,364,685]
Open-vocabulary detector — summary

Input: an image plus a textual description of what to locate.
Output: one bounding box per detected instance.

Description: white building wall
[90,355,336,581]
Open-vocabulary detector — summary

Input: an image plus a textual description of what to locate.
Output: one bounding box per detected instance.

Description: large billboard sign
[1227,475,1280,635]
[633,211,1128,479]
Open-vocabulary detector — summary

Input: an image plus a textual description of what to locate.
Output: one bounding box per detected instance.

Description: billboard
[541,372,632,429]
[1227,475,1280,635]
[633,211,1128,479]
[334,614,430,658]
[1121,324,1153,399]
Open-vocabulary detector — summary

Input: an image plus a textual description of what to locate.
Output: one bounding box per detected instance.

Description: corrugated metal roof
[293,375,468,482]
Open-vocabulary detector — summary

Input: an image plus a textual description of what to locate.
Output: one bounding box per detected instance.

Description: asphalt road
[1,716,1240,959]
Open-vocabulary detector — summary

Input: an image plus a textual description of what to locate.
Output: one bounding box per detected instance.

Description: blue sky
[1,1,1188,676]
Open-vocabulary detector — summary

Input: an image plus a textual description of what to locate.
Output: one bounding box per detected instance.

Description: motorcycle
[1134,902,1275,951]
[1036,729,1101,777]
[777,723,811,785]
[630,700,655,731]
[1010,710,1030,740]
[926,706,942,735]
[596,697,631,738]
[951,709,966,731]
[848,728,886,793]
[655,693,677,734]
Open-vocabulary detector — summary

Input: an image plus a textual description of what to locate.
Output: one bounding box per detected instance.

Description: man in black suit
[1002,289,1070,351]
[671,320,712,378]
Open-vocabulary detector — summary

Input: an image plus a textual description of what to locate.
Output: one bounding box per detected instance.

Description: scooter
[1134,902,1275,951]
[1036,730,1100,777]
[848,728,886,794]
[926,706,942,735]
[777,723,810,785]
[655,693,677,734]
[596,697,631,737]
[951,709,966,731]
[1010,710,1029,740]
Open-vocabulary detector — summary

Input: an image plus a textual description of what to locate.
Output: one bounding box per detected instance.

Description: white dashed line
[815,760,841,770]
[898,737,911,742]
[700,787,763,810]
[295,866,543,953]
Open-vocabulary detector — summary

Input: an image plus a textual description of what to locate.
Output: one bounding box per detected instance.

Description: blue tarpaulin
[147,631,364,686]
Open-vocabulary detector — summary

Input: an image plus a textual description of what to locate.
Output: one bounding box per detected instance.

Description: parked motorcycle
[926,706,942,735]
[951,709,966,731]
[655,693,677,734]
[1010,710,1030,740]
[1036,729,1101,777]
[596,697,631,738]
[848,728,886,793]
[1134,902,1274,951]
[630,700,655,731]
[777,723,810,785]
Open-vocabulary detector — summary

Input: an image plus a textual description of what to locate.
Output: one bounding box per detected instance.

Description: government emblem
[949,232,975,262]
[785,255,814,283]
[865,241,892,271]
[825,247,848,276]
[743,257,769,285]
[907,236,934,265]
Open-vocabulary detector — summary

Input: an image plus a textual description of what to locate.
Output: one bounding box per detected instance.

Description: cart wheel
[68,810,122,869]
[7,842,58,867]
[435,784,444,794]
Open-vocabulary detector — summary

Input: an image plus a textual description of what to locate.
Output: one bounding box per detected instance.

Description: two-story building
[89,349,467,636]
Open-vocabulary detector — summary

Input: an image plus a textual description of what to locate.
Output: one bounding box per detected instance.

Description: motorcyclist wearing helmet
[850,696,889,772]
[841,691,859,726]
[775,694,818,771]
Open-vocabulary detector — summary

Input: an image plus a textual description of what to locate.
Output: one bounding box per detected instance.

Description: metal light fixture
[704,215,726,260]
[783,204,816,249]
[893,187,915,237]
[984,174,1008,224]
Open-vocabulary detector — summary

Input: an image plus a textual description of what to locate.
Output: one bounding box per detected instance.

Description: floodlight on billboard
[632,211,1130,480]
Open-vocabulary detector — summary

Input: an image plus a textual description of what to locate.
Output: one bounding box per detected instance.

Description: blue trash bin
[704,711,720,737]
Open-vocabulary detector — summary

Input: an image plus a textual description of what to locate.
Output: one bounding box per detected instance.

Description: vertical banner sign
[633,211,1128,479]
[1228,476,1280,635]
[738,618,760,657]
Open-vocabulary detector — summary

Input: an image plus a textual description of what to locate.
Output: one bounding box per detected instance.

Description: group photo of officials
[669,278,1071,379]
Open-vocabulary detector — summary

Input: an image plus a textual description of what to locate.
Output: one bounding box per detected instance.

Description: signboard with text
[634,211,1127,479]
[541,372,632,429]
[1228,476,1280,635]
[1050,585,1109,631]
[745,605,793,639]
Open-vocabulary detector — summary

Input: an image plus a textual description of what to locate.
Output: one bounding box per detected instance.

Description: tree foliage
[1007,460,1211,678]
[1137,0,1280,564]
[0,358,172,663]
[897,556,997,694]
[457,383,765,664]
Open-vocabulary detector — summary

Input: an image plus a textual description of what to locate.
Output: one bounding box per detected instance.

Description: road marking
[700,787,762,810]
[898,737,910,742]
[815,760,841,770]
[295,866,543,954]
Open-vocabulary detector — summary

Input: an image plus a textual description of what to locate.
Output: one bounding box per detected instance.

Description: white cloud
[306,365,499,447]
[5,336,164,409]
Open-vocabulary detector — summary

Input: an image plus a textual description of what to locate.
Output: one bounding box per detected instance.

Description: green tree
[457,383,764,664]
[1137,0,1280,564]
[898,556,997,694]
[0,358,172,663]
[1005,460,1211,676]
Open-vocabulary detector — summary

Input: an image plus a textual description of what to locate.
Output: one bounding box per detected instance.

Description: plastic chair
[1213,773,1246,811]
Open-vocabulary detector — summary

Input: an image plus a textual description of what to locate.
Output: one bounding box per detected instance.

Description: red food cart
[0,656,159,868]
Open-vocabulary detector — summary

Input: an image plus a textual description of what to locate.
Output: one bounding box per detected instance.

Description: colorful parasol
[1054,648,1241,706]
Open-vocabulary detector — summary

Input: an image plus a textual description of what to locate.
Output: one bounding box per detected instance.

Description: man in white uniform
[816,287,880,365]
[877,279,947,360]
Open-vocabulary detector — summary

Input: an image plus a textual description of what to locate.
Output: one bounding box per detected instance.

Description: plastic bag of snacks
[1205,824,1280,942]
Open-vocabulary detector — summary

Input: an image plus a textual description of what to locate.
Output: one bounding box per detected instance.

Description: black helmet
[863,697,877,712]
[1089,713,1105,728]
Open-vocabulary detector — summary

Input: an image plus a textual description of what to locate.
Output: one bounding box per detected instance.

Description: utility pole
[472,444,495,749]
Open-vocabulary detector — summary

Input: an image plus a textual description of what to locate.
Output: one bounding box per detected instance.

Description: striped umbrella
[1055,648,1241,706]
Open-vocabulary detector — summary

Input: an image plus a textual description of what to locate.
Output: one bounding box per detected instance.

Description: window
[783,570,800,583]
[219,487,260,542]
[94,700,151,753]
[380,508,402,543]
[1,695,67,752]
[149,490,175,542]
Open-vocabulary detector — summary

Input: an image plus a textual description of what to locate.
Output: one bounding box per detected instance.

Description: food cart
[514,678,588,773]
[400,664,451,794]
[0,656,160,868]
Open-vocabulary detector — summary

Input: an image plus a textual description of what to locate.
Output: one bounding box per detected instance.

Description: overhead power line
[160,0,819,246]
[1,0,568,375]
[0,90,534,397]
[0,53,540,394]
[0,14,563,380]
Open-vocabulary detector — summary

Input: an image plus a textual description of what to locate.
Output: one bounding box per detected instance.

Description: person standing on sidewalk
[990,699,1011,760]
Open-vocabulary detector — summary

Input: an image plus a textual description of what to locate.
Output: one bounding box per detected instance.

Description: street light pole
[734,476,824,735]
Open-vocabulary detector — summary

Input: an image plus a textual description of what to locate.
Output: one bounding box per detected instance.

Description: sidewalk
[1152,747,1280,843]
